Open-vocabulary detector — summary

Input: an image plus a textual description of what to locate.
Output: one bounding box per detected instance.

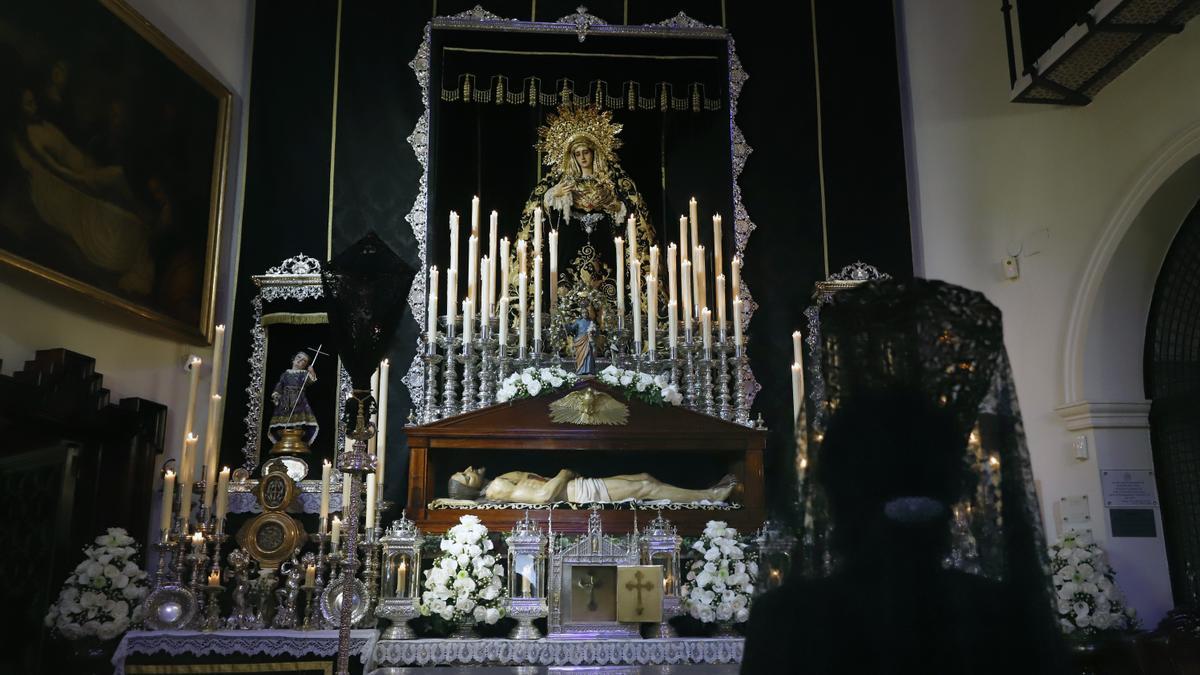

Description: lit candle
[731,255,742,299]
[716,274,727,343]
[647,274,657,354]
[183,356,202,462]
[365,475,377,530]
[462,298,474,349]
[668,300,678,351]
[689,197,699,254]
[615,237,625,323]
[713,213,723,279]
[377,358,389,494]
[341,472,352,514]
[521,573,531,597]
[702,308,712,352]
[680,260,693,336]
[518,272,528,354]
[178,433,197,516]
[480,257,491,329]
[489,210,498,310]
[679,215,689,264]
[192,531,204,549]
[695,245,707,315]
[209,570,221,587]
[533,206,543,256]
[215,466,230,522]
[732,297,743,347]
[202,393,222,509]
[499,295,509,348]
[304,564,316,587]
[627,215,638,266]
[517,238,527,277]
[649,245,659,280]
[446,267,458,333]
[631,259,642,345]
[159,470,175,538]
[449,211,460,274]
[427,266,439,343]
[791,362,805,423]
[396,558,409,596]
[367,368,380,458]
[331,515,342,549]
[792,330,804,367]
[319,460,331,530]
[667,244,678,308]
[470,195,480,237]
[549,229,559,313]
[467,234,479,310]
[533,256,543,347]
[499,237,511,300]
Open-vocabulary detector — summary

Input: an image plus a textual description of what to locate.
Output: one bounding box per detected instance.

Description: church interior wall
[898,0,1200,624]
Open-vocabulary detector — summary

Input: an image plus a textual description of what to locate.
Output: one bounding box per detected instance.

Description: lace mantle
[374,636,744,667]
[112,629,378,675]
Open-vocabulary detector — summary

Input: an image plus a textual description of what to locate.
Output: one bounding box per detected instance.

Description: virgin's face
[572,144,594,171]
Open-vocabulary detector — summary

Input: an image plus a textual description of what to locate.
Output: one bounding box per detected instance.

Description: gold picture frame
[0,0,232,344]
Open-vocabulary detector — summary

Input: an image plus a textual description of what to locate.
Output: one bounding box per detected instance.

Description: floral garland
[44,528,150,641]
[420,515,506,625]
[680,520,756,624]
[497,366,577,403]
[1050,531,1137,637]
[598,365,683,406]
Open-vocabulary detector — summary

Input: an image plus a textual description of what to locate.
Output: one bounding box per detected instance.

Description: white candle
[631,259,642,345]
[427,266,439,343]
[215,466,230,523]
[367,368,380,458]
[518,272,528,354]
[791,362,804,424]
[160,470,175,537]
[702,308,712,352]
[647,274,657,353]
[449,211,460,274]
[467,234,478,309]
[517,238,527,277]
[667,244,678,308]
[209,324,225,398]
[695,245,707,314]
[649,245,659,280]
[731,255,742,299]
[615,237,625,323]
[480,258,491,333]
[331,515,342,549]
[716,274,727,343]
[792,330,804,367]
[689,197,699,255]
[500,238,511,300]
[182,356,202,482]
[446,267,458,332]
[179,433,197,515]
[627,215,638,265]
[533,256,542,346]
[471,195,480,237]
[377,359,389,493]
[319,460,331,530]
[679,215,689,264]
[202,393,222,508]
[549,229,559,313]
[462,298,473,349]
[680,260,693,335]
[713,214,723,279]
[342,473,352,514]
[489,210,498,310]
[668,299,678,351]
[365,476,377,530]
[732,297,743,347]
[397,559,409,597]
[498,296,509,348]
[534,206,543,256]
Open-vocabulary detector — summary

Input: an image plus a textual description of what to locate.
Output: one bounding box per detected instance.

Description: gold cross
[625,570,654,616]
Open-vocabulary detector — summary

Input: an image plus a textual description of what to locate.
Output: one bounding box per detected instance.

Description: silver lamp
[375,512,422,639]
[505,511,548,639]
[640,510,682,638]
[754,519,796,593]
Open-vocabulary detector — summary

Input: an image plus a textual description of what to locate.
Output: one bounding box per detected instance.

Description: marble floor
[371,667,740,674]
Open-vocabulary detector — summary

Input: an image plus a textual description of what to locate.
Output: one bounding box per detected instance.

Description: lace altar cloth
[112,629,378,675]
[429,499,742,511]
[374,637,744,667]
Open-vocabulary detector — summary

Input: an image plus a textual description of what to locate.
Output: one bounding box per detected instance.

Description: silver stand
[440,324,460,418]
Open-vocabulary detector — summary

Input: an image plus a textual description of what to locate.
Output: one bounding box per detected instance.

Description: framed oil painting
[0,0,231,343]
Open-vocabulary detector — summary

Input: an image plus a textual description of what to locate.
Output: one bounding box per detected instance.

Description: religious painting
[568,565,617,623]
[0,0,231,342]
[615,565,663,623]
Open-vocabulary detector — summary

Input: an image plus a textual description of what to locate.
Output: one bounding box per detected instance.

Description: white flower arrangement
[1050,531,1137,637]
[44,528,150,642]
[496,366,577,403]
[420,515,506,625]
[598,365,683,406]
[680,520,757,625]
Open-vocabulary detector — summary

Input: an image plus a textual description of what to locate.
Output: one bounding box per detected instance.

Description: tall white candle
[702,308,712,352]
[667,244,678,308]
[534,206,543,256]
[631,259,642,345]
[647,274,657,353]
[365,471,377,529]
[695,245,707,314]
[615,237,625,323]
[449,211,460,274]
[480,258,490,332]
[488,210,498,310]
[679,215,689,263]
[467,234,479,309]
[713,214,723,279]
[446,268,458,332]
[793,330,804,366]
[731,255,742,299]
[732,297,743,347]
[159,470,175,537]
[319,460,331,530]
[427,266,439,343]
[462,298,473,349]
[518,272,528,354]
[549,229,559,313]
[377,359,389,493]
[791,362,805,424]
[209,324,225,397]
[517,238,527,277]
[342,473,352,514]
[649,245,659,280]
[627,215,638,265]
[533,256,542,346]
[367,368,380,458]
[182,356,202,482]
[498,296,509,348]
[202,393,222,509]
[500,238,511,300]
[681,259,693,334]
[178,435,196,520]
[471,195,480,237]
[215,466,230,522]
[689,197,699,256]
[716,274,727,343]
[331,515,342,549]
[668,299,678,351]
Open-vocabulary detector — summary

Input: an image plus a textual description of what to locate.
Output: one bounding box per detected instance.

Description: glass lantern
[754,519,797,593]
[376,512,422,639]
[640,510,681,637]
[505,511,548,639]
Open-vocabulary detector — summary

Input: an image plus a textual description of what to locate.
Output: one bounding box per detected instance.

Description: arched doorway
[1146,197,1200,605]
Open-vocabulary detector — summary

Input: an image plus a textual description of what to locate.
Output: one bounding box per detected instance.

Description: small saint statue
[268,349,321,453]
[566,300,598,376]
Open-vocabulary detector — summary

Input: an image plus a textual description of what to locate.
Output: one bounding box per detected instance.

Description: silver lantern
[640,510,682,638]
[375,512,422,640]
[505,511,548,639]
[753,519,797,593]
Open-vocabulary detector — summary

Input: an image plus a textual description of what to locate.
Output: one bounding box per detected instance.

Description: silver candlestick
[359,524,383,627]
[459,341,478,413]
[701,351,716,417]
[732,346,751,426]
[478,334,496,409]
[669,345,680,387]
[440,325,460,418]
[717,340,733,420]
[684,337,700,412]
[422,338,442,424]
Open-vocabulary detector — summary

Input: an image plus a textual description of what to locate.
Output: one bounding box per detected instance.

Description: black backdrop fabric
[223,0,913,520]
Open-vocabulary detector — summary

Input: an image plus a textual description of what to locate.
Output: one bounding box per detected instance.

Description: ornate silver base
[377,597,420,640]
[506,597,547,640]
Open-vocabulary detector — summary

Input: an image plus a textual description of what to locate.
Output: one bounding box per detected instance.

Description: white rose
[485,607,501,624]
[1073,601,1091,617]
[620,373,634,386]
[735,608,750,623]
[527,380,543,396]
[473,606,487,622]
[439,606,454,621]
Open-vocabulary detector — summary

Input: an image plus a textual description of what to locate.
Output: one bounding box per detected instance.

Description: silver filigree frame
[548,512,640,639]
[404,8,761,420]
[241,254,351,492]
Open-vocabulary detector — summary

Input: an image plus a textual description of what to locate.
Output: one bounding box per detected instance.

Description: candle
[521,573,531,597]
[518,271,528,354]
[533,256,543,346]
[668,300,678,351]
[732,297,743,347]
[449,211,460,274]
[713,213,723,278]
[489,210,498,310]
[304,564,316,587]
[470,195,480,237]
[319,460,331,530]
[480,257,491,332]
[791,362,805,424]
[627,215,638,265]
[208,570,221,587]
[792,330,804,367]
[499,296,509,348]
[183,356,202,460]
[209,324,225,396]
[467,234,478,309]
[615,237,625,323]
[396,558,409,596]
[192,531,204,549]
[331,515,342,549]
[341,472,352,514]
[667,244,678,307]
[549,229,559,313]
[500,238,511,300]
[517,238,527,277]
[367,368,380,458]
[649,245,659,280]
[695,245,707,315]
[178,433,197,516]
[631,259,642,345]
[680,260,693,336]
[377,358,389,494]
[427,266,439,343]
[689,197,699,257]
[702,308,712,352]
[159,470,175,538]
[534,206,543,256]
[716,274,727,343]
[462,298,474,349]
[731,255,742,299]
[215,466,230,522]
[679,215,689,264]
[446,267,458,333]
[365,475,377,530]
[202,393,222,509]
[647,274,657,353]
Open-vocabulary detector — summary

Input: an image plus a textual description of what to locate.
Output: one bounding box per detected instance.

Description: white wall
[0,0,254,543]
[898,1,1200,624]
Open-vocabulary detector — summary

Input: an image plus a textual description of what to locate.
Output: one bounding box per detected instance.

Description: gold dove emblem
[549,387,629,426]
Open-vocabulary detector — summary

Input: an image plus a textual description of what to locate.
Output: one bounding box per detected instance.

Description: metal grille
[1146,198,1200,604]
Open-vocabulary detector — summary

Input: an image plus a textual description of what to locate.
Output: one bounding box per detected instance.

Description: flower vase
[447,619,477,639]
[710,622,740,638]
